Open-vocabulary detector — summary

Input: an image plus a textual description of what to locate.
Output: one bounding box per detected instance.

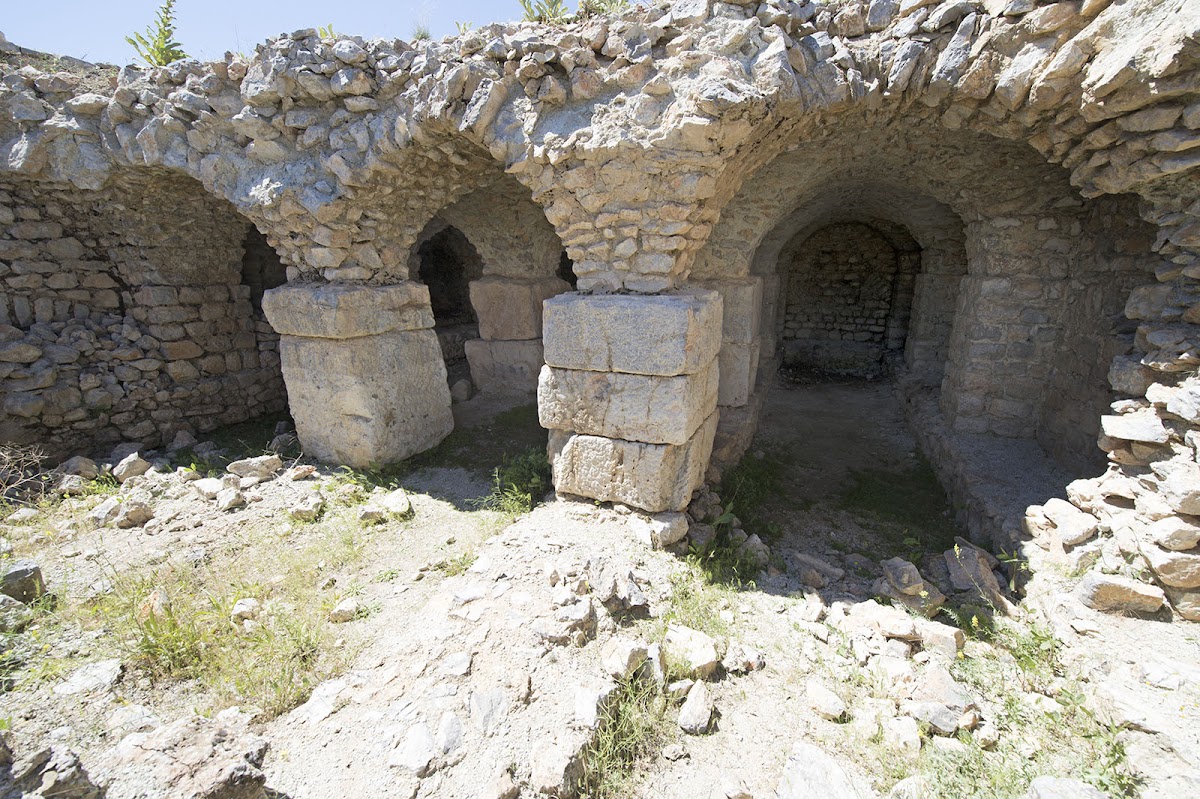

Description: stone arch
[0,166,288,458]
[691,113,1163,490]
[396,172,574,397]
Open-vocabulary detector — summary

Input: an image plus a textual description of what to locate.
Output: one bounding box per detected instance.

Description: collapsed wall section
[0,171,285,458]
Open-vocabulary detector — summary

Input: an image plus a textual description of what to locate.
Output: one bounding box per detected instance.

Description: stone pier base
[263,282,453,467]
[539,290,723,512]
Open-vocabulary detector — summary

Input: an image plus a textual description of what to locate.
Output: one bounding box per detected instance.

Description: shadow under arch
[405,172,574,398]
[0,165,290,457]
[690,115,1161,558]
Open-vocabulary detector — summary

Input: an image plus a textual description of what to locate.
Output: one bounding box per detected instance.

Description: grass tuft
[576,676,672,799]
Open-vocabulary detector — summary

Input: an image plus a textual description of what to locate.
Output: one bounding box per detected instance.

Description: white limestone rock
[663,624,721,679]
[538,360,718,445]
[542,290,722,377]
[549,413,717,513]
[678,680,713,734]
[1077,571,1165,614]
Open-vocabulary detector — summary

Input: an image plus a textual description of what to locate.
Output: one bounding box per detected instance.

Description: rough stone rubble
[2,0,1200,619]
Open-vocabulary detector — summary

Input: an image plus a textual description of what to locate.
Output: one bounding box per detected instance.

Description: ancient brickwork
[780,222,916,375]
[0,173,284,456]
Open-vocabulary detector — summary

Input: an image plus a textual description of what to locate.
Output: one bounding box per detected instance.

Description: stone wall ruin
[3,0,1200,618]
[1,169,286,457]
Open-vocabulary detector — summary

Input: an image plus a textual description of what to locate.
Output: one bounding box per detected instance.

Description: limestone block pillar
[262,282,453,467]
[465,275,570,394]
[694,277,765,475]
[906,268,963,387]
[539,290,722,512]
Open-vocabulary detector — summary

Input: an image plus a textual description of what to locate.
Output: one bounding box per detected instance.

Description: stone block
[465,339,544,395]
[470,276,570,341]
[717,340,760,407]
[1077,571,1165,614]
[694,277,763,345]
[548,412,717,513]
[263,282,433,339]
[279,328,453,467]
[707,394,765,481]
[542,290,721,377]
[537,359,718,445]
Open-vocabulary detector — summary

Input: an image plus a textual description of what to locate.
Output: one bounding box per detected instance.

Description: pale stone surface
[693,277,763,345]
[776,742,863,799]
[1150,516,1200,551]
[1042,498,1099,546]
[1142,544,1200,589]
[627,511,690,549]
[465,339,545,395]
[1078,571,1166,613]
[1101,410,1170,444]
[469,276,570,341]
[678,680,714,734]
[549,412,717,513]
[1026,776,1108,799]
[542,291,722,377]
[538,360,718,445]
[663,624,721,679]
[279,329,453,467]
[263,282,433,339]
[716,340,759,407]
[806,679,847,720]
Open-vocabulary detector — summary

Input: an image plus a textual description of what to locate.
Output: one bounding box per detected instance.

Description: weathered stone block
[717,340,760,407]
[263,282,433,339]
[548,412,717,513]
[1077,571,1165,614]
[465,338,544,395]
[707,397,762,480]
[542,290,721,376]
[693,277,763,345]
[279,329,453,467]
[470,276,570,341]
[538,359,718,445]
[1100,410,1170,444]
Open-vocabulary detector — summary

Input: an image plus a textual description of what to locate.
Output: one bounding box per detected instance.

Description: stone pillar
[465,275,570,394]
[695,277,766,477]
[262,282,453,467]
[538,290,722,513]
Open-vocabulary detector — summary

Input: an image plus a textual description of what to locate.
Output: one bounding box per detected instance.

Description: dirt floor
[2,378,1199,798]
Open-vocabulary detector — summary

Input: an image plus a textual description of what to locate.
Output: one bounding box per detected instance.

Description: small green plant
[434,552,477,577]
[374,568,403,583]
[412,22,431,41]
[132,603,206,680]
[455,21,474,34]
[317,23,336,39]
[473,447,551,517]
[576,676,671,798]
[125,0,188,67]
[683,507,762,587]
[577,0,630,19]
[655,568,731,641]
[520,0,572,24]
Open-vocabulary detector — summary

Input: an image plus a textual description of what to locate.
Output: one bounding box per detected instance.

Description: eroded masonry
[3,0,1200,618]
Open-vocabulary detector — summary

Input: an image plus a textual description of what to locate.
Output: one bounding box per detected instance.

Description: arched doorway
[779,221,921,379]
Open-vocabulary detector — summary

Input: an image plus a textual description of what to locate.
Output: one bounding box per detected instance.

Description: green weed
[472,447,552,517]
[125,0,187,66]
[433,552,477,577]
[576,676,671,798]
